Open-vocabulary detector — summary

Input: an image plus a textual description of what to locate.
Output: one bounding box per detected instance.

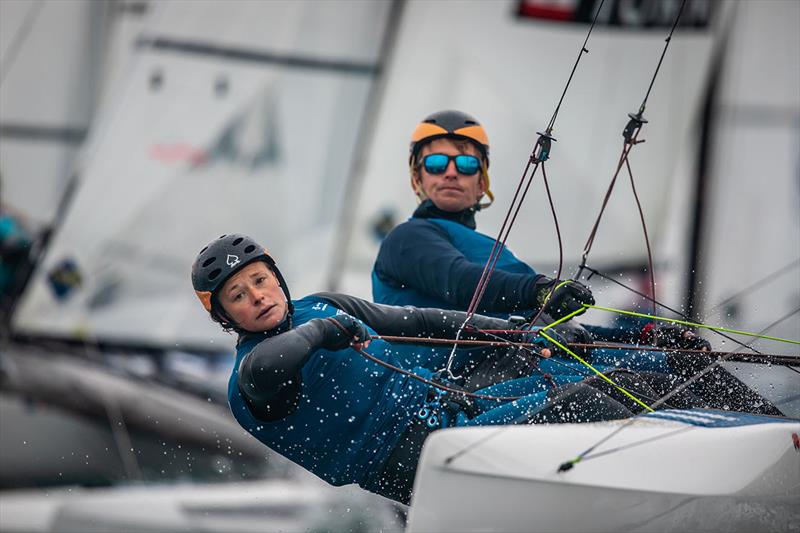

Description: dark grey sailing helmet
[191,233,293,321]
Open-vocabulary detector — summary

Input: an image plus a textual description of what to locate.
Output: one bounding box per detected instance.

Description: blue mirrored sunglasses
[422,153,481,176]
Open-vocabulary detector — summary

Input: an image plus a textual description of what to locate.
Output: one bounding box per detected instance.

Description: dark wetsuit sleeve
[311,292,511,339]
[238,319,339,420]
[582,323,641,344]
[374,220,545,313]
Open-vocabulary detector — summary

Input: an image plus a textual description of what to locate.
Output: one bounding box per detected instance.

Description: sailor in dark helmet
[192,233,689,505]
[371,110,716,384]
[192,234,293,333]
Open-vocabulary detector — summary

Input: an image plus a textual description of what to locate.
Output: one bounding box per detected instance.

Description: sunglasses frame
[420,153,482,176]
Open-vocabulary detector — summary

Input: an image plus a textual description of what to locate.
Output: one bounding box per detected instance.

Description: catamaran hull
[407,410,800,532]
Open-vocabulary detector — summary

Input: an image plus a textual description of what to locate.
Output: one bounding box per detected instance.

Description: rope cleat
[532,130,557,163]
[622,112,648,144]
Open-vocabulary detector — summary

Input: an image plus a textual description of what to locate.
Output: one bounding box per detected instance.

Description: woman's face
[218,261,288,332]
[413,138,486,212]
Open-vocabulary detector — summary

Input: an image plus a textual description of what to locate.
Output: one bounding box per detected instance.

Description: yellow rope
[586,304,800,346]
[538,331,654,413]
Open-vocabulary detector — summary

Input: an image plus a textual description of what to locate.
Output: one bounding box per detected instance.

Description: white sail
[0,0,106,229]
[698,0,800,349]
[11,0,393,349]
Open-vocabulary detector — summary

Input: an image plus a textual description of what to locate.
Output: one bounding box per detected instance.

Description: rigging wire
[375,334,799,366]
[415,0,792,473]
[465,327,597,380]
[577,0,688,324]
[544,3,602,133]
[524,162,565,328]
[565,343,799,366]
[439,0,800,468]
[432,302,797,467]
[539,331,653,412]
[585,304,800,346]
[739,305,800,349]
[581,265,765,354]
[578,138,641,276]
[706,258,800,315]
[625,155,657,321]
[637,0,687,116]
[557,303,799,472]
[333,303,671,411]
[444,0,607,380]
[338,316,654,406]
[349,344,518,402]
[560,426,695,466]
[464,0,605,319]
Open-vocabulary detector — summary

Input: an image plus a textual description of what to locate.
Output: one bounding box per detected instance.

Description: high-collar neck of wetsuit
[412,199,479,230]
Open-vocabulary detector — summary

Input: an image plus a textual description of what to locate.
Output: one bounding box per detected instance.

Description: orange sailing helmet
[409,110,493,207]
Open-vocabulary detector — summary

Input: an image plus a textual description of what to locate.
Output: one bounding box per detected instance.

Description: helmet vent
[199,246,208,254]
[232,237,244,246]
[202,257,216,267]
[244,244,255,253]
[208,268,222,280]
[465,120,476,125]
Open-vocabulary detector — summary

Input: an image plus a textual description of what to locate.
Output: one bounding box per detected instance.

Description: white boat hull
[407,410,800,532]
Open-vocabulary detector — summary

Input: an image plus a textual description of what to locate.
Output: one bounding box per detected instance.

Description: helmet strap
[210,297,240,331]
[410,165,427,204]
[478,166,494,209]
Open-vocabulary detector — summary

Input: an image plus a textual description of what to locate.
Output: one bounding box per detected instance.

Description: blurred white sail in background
[0,0,107,229]
[12,0,394,349]
[698,0,800,345]
[657,0,800,353]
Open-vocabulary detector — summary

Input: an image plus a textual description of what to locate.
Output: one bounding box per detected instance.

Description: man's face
[414,138,486,213]
[218,261,288,332]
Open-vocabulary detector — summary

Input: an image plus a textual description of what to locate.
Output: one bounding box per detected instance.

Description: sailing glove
[550,321,595,359]
[320,314,371,351]
[512,323,571,359]
[533,277,595,320]
[640,322,711,351]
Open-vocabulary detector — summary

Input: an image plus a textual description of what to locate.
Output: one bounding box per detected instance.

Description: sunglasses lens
[455,155,480,175]
[423,154,449,174]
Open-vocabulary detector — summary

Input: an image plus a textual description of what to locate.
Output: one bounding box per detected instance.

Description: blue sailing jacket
[227,296,446,492]
[373,201,542,317]
[371,201,662,365]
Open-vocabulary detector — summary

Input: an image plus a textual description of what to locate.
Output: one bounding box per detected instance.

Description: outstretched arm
[311,292,512,339]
